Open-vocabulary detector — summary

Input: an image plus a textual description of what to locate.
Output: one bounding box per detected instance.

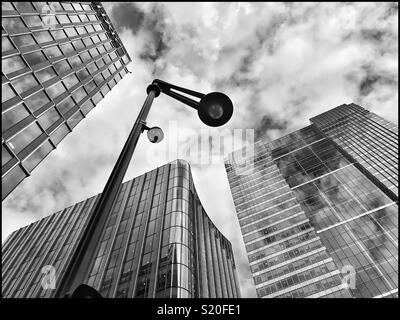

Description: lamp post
[54,79,233,298]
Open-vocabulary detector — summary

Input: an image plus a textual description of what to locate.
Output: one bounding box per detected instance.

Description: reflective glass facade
[2,2,131,200]
[225,104,398,298]
[310,103,398,197]
[2,160,240,298]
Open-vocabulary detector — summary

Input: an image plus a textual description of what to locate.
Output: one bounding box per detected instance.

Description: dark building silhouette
[225,103,398,298]
[2,160,241,298]
[2,2,131,200]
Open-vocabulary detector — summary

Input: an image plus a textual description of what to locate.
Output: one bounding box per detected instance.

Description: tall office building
[225,103,398,298]
[2,159,241,298]
[2,2,131,200]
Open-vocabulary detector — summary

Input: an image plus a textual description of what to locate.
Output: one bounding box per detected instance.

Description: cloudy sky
[2,2,398,298]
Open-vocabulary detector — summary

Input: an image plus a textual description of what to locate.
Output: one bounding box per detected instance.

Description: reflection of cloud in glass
[25,90,51,113]
[11,74,38,95]
[2,55,27,75]
[2,17,26,34]
[46,81,65,100]
[24,51,47,67]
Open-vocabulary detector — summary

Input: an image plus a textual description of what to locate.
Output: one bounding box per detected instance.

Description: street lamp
[54,79,233,298]
[68,284,103,298]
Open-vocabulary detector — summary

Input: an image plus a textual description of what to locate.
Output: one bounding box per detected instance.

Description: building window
[88,14,97,21]
[67,111,84,129]
[65,27,78,38]
[51,29,67,40]
[22,140,53,172]
[2,84,17,103]
[85,24,95,33]
[62,73,79,89]
[87,62,97,74]
[11,34,36,47]
[89,47,99,57]
[2,2,14,10]
[60,42,75,55]
[72,39,84,50]
[2,165,27,199]
[79,14,88,22]
[2,144,14,166]
[109,64,116,73]
[103,55,111,65]
[77,68,89,81]
[36,67,57,83]
[104,42,112,51]
[82,4,92,11]
[46,81,66,100]
[68,55,82,68]
[97,46,106,54]
[72,3,83,11]
[57,97,74,115]
[80,100,95,115]
[91,35,100,43]
[33,31,53,43]
[2,36,14,52]
[102,69,111,79]
[53,59,71,74]
[44,46,63,59]
[82,37,93,46]
[2,17,28,34]
[23,15,43,28]
[93,73,104,86]
[49,123,69,146]
[2,103,31,132]
[38,107,61,130]
[84,80,96,93]
[96,59,105,69]
[14,2,35,12]
[69,15,80,23]
[71,87,86,103]
[80,51,91,63]
[25,90,51,113]
[24,50,47,67]
[56,14,71,24]
[99,33,108,42]
[92,92,102,104]
[2,55,27,75]
[8,122,43,154]
[61,3,74,11]
[32,2,47,11]
[76,26,86,35]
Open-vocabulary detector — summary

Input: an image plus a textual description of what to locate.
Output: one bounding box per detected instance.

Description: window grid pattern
[2,1,131,200]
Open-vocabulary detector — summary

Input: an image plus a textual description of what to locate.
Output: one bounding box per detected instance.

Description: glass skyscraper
[2,2,131,200]
[2,159,241,298]
[225,103,398,298]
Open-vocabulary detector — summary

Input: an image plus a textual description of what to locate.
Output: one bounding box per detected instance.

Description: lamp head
[147,126,164,143]
[197,92,233,127]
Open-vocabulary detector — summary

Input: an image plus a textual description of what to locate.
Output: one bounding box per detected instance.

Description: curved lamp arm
[152,79,205,110]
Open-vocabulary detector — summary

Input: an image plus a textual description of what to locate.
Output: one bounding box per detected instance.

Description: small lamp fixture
[147,126,164,143]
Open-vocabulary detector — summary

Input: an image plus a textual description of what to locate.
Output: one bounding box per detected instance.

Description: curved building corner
[2,159,240,298]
